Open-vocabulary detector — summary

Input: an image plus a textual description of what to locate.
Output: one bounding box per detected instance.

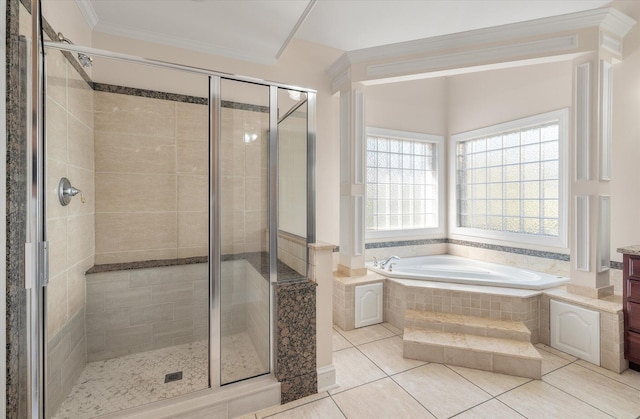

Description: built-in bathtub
[367,254,569,290]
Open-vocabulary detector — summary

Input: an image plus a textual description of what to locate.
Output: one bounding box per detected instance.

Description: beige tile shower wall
[94,95,209,264]
[246,264,270,371]
[85,263,209,362]
[278,232,307,276]
[45,49,95,416]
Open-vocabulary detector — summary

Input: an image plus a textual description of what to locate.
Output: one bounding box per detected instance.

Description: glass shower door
[44,46,211,418]
[219,79,271,384]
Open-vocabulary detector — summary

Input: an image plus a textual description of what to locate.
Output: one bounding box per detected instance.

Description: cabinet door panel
[626,331,640,363]
[630,257,640,280]
[628,280,640,302]
[628,301,640,332]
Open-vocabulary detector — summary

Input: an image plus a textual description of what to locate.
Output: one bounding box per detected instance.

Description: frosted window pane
[521,144,540,163]
[523,182,539,199]
[504,133,520,148]
[390,153,402,168]
[488,183,502,199]
[378,185,389,199]
[522,163,540,181]
[487,136,502,150]
[541,141,558,161]
[473,139,487,153]
[488,200,502,215]
[377,153,389,168]
[488,216,502,230]
[390,169,402,184]
[367,152,376,167]
[504,182,520,199]
[504,165,520,182]
[390,185,401,199]
[504,147,520,165]
[366,134,440,231]
[366,184,376,198]
[378,168,389,183]
[543,219,559,236]
[402,155,414,169]
[543,200,558,217]
[473,168,487,184]
[487,150,502,166]
[488,167,502,183]
[473,152,487,167]
[521,128,540,144]
[505,200,520,216]
[523,218,540,234]
[505,217,520,232]
[541,124,559,141]
[367,168,377,183]
[542,161,558,180]
[402,169,414,184]
[523,200,540,217]
[542,180,558,199]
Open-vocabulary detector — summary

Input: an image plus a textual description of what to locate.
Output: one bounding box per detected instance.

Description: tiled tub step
[403,327,542,379]
[404,309,531,342]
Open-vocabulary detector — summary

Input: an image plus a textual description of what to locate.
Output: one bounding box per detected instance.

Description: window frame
[365,127,445,240]
[448,109,569,249]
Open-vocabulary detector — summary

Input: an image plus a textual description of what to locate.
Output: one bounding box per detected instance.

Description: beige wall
[365,77,448,135]
[447,61,573,137]
[611,0,640,263]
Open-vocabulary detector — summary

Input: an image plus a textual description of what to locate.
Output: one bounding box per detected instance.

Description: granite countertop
[617,245,640,256]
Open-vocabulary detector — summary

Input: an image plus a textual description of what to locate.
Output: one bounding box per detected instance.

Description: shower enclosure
[23,10,316,417]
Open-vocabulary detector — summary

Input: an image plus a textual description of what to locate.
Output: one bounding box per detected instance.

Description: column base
[337,264,367,277]
[566,283,614,299]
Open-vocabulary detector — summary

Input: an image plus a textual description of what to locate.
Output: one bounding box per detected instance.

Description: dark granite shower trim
[85,251,302,281]
[85,256,208,274]
[6,0,29,417]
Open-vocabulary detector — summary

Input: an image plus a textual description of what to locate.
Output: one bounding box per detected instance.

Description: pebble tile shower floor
[53,332,265,418]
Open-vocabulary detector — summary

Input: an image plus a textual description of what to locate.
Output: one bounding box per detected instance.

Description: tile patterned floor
[242,323,640,419]
[53,332,265,419]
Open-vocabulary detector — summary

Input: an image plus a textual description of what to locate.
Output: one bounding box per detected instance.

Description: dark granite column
[275,279,317,404]
[6,0,29,417]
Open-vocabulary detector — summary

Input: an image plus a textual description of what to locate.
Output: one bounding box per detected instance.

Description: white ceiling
[76,0,613,65]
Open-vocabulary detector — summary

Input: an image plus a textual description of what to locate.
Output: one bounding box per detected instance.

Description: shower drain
[164,371,183,383]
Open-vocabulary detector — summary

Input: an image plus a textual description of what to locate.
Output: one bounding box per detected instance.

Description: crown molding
[367,35,578,78]
[74,0,99,29]
[328,7,636,86]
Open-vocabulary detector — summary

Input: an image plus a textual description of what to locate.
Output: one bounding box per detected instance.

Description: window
[450,109,568,248]
[366,128,444,238]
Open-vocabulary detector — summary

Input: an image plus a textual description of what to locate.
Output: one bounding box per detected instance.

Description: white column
[338,87,367,276]
[569,45,616,298]
[309,242,337,392]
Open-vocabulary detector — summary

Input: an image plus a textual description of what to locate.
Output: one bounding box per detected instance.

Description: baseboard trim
[317,364,338,393]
